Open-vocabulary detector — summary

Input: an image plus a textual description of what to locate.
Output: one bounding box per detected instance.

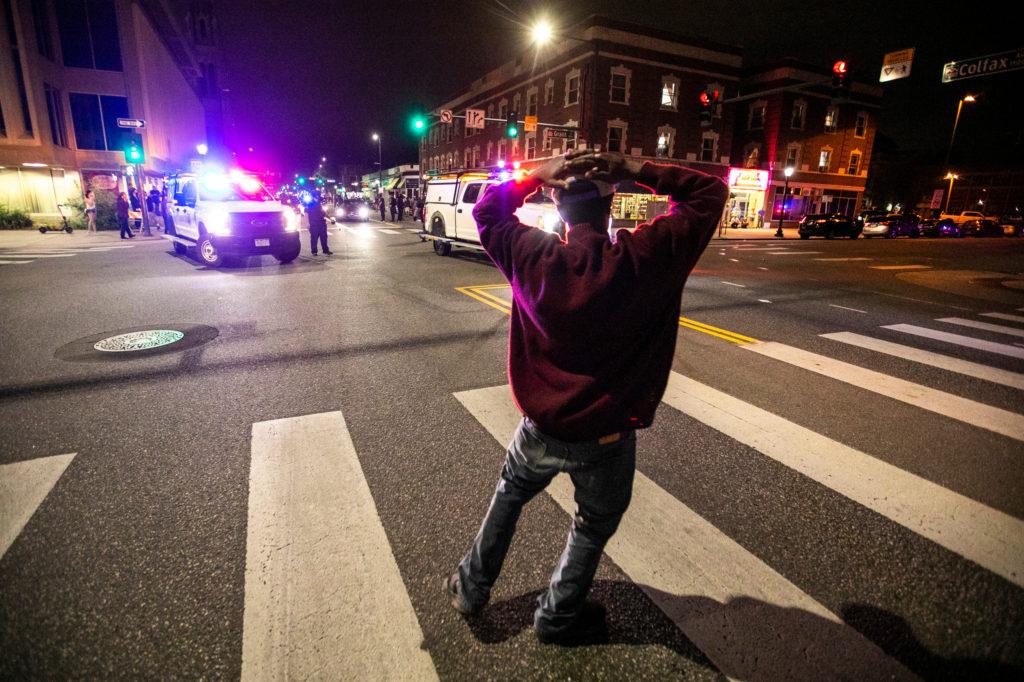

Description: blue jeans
[458,417,636,635]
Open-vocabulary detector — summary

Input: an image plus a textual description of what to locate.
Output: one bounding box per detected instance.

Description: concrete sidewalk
[713,226,801,240]
[0,229,165,250]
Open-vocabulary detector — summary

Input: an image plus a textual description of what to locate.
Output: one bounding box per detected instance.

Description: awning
[384,178,400,190]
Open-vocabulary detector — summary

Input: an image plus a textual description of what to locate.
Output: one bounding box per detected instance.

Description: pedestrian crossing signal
[124,134,145,164]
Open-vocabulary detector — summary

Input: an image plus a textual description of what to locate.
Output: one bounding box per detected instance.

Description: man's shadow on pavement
[465,580,1020,681]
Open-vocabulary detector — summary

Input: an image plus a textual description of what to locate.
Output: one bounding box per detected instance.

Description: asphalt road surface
[1,223,1023,680]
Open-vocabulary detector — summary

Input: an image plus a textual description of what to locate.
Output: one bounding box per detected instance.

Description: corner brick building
[421,16,882,225]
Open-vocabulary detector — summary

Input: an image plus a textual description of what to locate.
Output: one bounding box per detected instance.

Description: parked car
[1000,216,1023,237]
[960,218,1004,237]
[798,213,859,239]
[862,213,921,239]
[855,209,888,230]
[920,217,960,238]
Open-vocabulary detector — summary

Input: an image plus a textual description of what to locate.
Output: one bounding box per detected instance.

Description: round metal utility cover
[94,330,186,352]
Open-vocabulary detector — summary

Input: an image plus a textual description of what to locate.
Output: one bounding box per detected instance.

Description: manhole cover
[94,330,185,352]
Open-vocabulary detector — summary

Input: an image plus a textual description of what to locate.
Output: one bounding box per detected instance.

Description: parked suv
[862,213,922,239]
[164,170,301,267]
[798,213,859,239]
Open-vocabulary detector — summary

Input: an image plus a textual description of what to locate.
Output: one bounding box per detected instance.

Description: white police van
[164,170,301,267]
[422,170,563,256]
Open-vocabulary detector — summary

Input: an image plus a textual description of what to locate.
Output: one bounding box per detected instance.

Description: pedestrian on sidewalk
[129,186,141,211]
[116,192,134,239]
[307,193,331,256]
[446,150,728,644]
[389,192,397,222]
[84,190,97,233]
[377,193,386,222]
[415,191,425,226]
[396,193,406,221]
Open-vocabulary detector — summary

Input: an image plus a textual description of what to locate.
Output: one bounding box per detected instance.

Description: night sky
[215,0,1021,177]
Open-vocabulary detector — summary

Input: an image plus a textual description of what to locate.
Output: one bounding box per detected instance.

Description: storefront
[0,165,82,217]
[725,168,769,227]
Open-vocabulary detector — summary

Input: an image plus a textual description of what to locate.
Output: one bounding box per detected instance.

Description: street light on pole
[944,172,959,213]
[371,133,382,196]
[944,94,975,168]
[776,166,795,238]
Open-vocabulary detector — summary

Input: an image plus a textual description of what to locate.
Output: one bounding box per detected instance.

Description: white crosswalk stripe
[0,453,75,559]
[937,317,1024,338]
[884,323,1024,359]
[243,412,437,681]
[744,341,1024,441]
[0,242,136,265]
[455,385,916,680]
[821,331,1024,390]
[982,312,1024,324]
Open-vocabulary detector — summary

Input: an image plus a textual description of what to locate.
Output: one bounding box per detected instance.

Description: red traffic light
[833,60,848,75]
[699,91,711,106]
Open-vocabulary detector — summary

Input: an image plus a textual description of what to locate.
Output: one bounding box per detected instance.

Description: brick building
[421,17,882,225]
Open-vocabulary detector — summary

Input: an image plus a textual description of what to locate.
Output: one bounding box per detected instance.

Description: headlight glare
[284,210,300,232]
[358,206,370,219]
[206,210,231,235]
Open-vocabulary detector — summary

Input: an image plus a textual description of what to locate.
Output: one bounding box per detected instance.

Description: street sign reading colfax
[943,47,1024,83]
[117,118,146,128]
[880,48,914,83]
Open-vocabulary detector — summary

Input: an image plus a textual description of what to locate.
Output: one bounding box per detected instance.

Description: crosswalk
[3,304,1022,676]
[0,243,137,266]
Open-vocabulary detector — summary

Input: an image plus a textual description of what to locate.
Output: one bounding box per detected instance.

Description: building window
[700,132,719,162]
[656,125,675,158]
[544,78,555,105]
[44,84,68,147]
[606,120,627,153]
[785,143,800,169]
[743,143,761,168]
[486,103,494,120]
[609,66,631,104]
[847,151,862,175]
[498,140,505,162]
[791,100,806,129]
[565,69,580,106]
[486,141,493,163]
[824,106,838,132]
[56,0,123,71]
[463,149,470,168]
[748,101,766,130]
[33,1,55,60]
[498,98,508,119]
[661,75,679,110]
[526,88,538,117]
[69,93,128,151]
[512,93,521,116]
[818,147,832,172]
[526,134,536,160]
[855,112,868,138]
[3,0,35,136]
[0,102,6,137]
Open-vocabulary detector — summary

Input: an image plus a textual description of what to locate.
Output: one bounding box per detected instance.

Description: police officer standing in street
[307,193,332,256]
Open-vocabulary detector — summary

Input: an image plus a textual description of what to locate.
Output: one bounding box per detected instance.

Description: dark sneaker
[536,601,608,646]
[323,250,333,255]
[444,573,483,616]
[310,251,318,256]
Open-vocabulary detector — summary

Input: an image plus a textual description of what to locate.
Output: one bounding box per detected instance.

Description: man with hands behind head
[446,149,729,644]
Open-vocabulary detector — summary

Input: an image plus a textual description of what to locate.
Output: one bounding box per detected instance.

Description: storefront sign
[728,168,769,191]
[930,189,944,209]
[942,47,1024,83]
[880,48,914,82]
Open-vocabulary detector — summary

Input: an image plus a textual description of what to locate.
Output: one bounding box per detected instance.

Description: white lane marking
[814,257,873,262]
[758,299,772,303]
[455,386,915,681]
[0,454,75,559]
[885,324,1024,360]
[937,317,1024,339]
[243,413,437,681]
[982,312,1024,324]
[721,281,746,288]
[757,267,769,271]
[871,291,973,311]
[822,332,1024,391]
[745,342,1024,442]
[732,247,791,252]
[870,265,931,270]
[0,253,76,258]
[768,251,822,256]
[662,374,1024,589]
[829,304,868,314]
[377,228,401,235]
[0,260,32,265]
[729,258,740,262]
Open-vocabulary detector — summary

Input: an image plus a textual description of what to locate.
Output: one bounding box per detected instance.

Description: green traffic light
[410,115,427,134]
[297,177,307,185]
[507,126,518,138]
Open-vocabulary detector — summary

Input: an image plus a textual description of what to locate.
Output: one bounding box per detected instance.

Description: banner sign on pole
[930,189,944,209]
[880,48,914,82]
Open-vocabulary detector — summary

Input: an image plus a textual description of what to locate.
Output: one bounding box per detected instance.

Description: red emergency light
[833,60,847,75]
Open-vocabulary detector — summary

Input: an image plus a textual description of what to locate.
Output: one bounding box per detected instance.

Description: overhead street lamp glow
[776,167,795,238]
[532,19,553,45]
[196,143,208,155]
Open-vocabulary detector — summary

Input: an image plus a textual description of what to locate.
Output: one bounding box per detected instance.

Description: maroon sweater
[474,162,729,442]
